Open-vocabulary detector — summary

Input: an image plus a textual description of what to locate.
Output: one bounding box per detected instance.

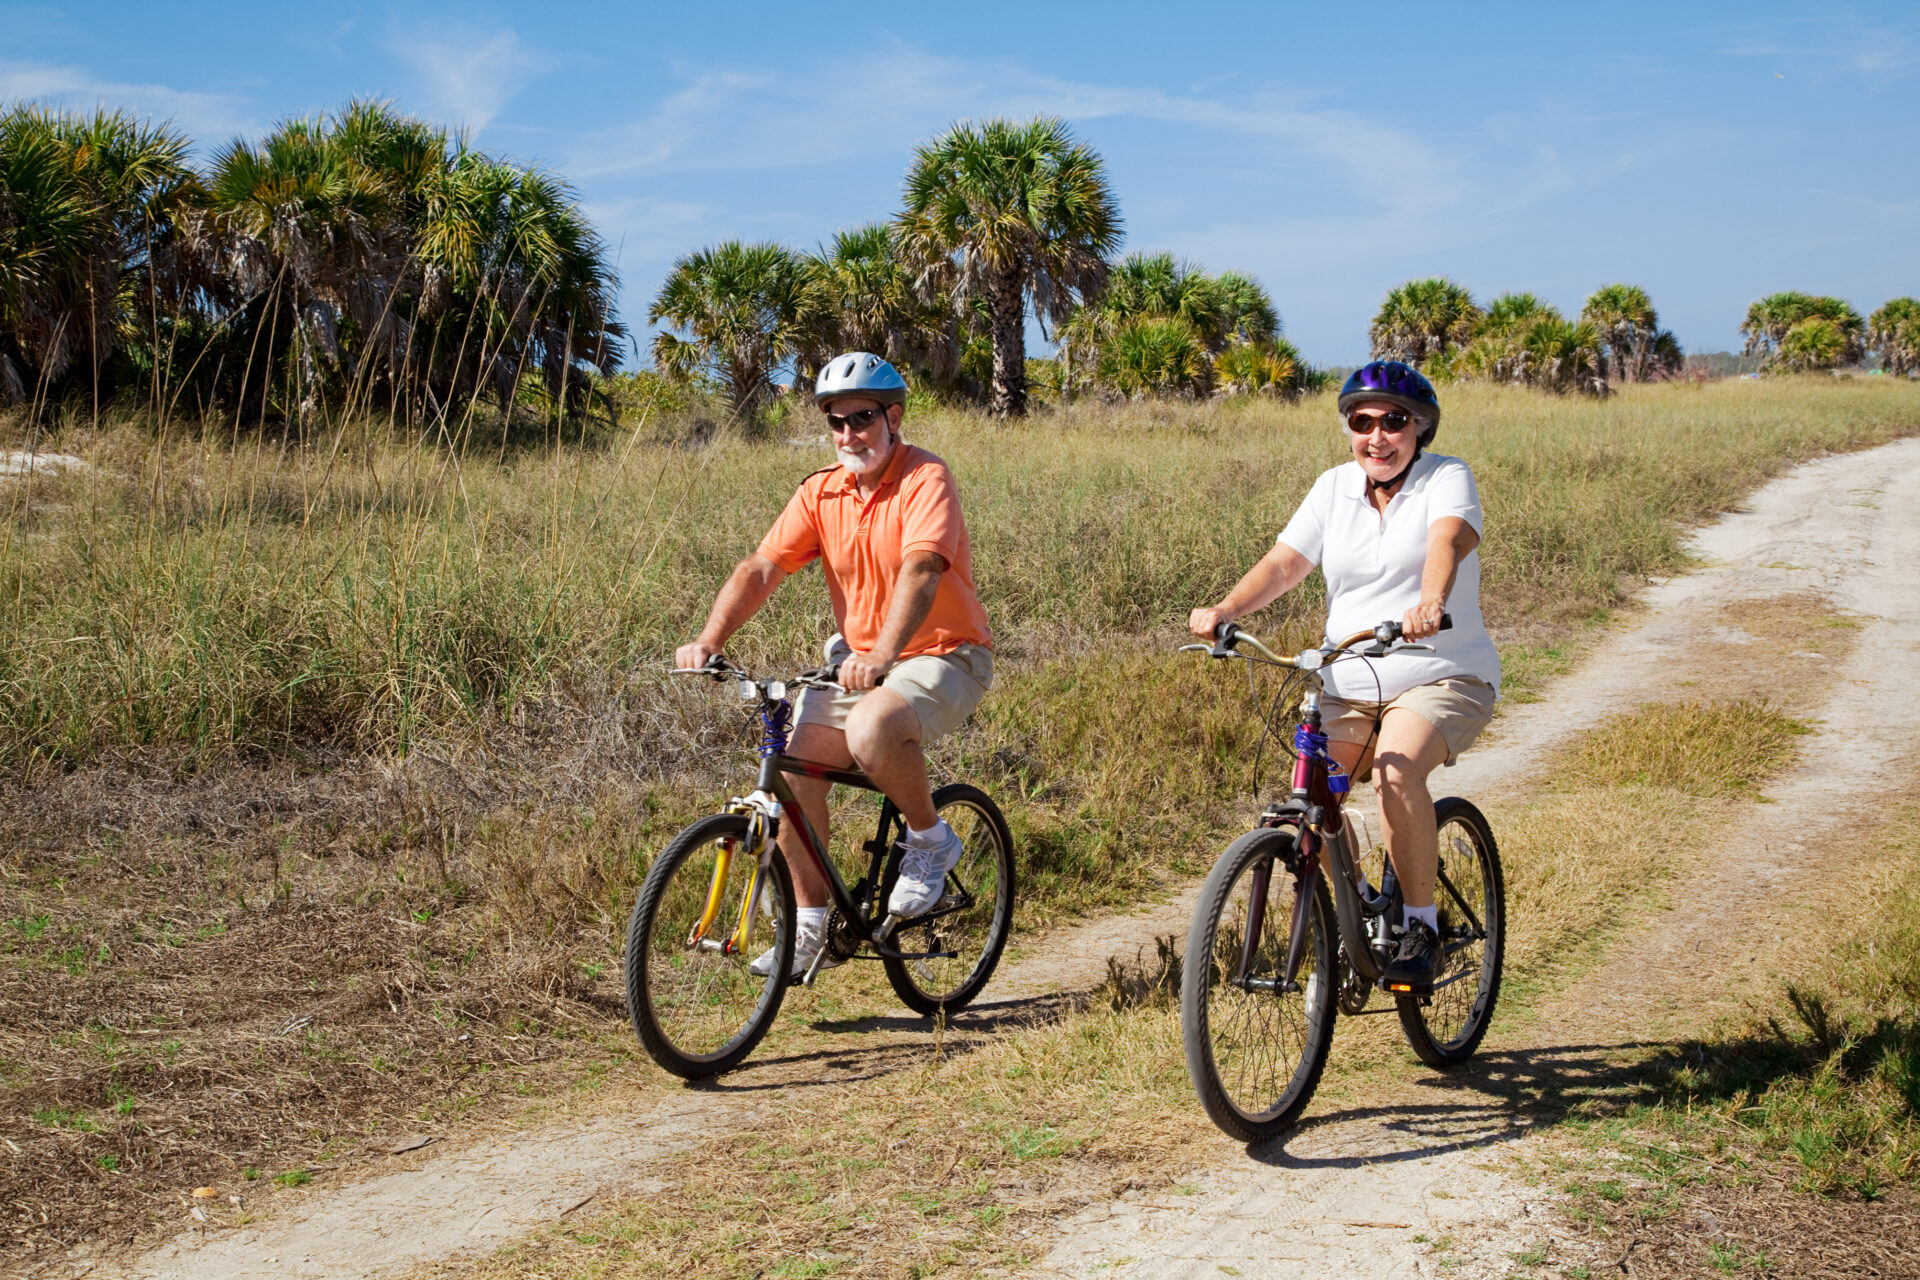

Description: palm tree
[1058,253,1279,399]
[410,147,623,419]
[1741,292,1864,371]
[1868,298,1920,377]
[897,117,1122,417]
[1370,277,1481,368]
[0,105,196,409]
[794,223,956,395]
[1096,316,1208,398]
[1213,336,1308,398]
[1580,283,1681,384]
[1458,292,1554,384]
[193,101,622,426]
[1457,294,1607,396]
[649,240,823,424]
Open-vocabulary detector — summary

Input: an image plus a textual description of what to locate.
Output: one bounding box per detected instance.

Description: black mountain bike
[1178,620,1506,1142]
[624,657,1015,1078]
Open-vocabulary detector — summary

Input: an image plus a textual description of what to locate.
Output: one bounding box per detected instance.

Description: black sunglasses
[825,407,887,433]
[1345,410,1412,435]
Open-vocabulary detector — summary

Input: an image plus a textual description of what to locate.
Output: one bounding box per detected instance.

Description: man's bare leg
[779,722,853,909]
[843,690,938,831]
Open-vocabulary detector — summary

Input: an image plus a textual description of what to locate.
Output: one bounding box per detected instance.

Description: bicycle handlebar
[1194,613,1452,669]
[668,654,881,693]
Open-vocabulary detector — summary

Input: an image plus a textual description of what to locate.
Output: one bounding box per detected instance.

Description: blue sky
[8,1,1918,365]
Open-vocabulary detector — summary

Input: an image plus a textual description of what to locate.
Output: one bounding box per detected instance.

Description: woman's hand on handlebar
[1189,606,1234,639]
[838,649,892,691]
[1400,597,1447,641]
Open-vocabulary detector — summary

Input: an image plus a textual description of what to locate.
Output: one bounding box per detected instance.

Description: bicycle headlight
[1295,649,1324,671]
[767,681,787,701]
[736,679,757,700]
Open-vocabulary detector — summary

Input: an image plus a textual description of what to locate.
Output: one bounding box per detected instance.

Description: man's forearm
[696,555,785,649]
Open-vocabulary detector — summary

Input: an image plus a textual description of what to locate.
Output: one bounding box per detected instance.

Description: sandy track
[80,438,1920,1280]
[1034,437,1920,1277]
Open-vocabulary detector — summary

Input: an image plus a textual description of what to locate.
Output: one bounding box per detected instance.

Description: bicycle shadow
[1245,1039,1676,1168]
[679,993,1083,1093]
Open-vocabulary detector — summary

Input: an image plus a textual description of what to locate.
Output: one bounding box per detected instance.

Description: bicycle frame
[1203,624,1489,999]
[694,688,972,971]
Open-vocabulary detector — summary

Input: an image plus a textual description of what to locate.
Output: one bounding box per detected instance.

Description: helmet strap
[1367,448,1421,499]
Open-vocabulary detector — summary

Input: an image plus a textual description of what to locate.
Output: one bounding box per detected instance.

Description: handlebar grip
[822,662,885,686]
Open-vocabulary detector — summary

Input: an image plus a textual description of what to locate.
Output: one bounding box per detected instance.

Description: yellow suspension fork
[686,837,737,950]
[684,831,772,957]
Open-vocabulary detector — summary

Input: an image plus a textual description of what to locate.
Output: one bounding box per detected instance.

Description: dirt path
[1033,436,1920,1277]
[85,438,1920,1280]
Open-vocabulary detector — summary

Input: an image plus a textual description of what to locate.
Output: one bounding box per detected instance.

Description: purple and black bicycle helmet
[1338,360,1440,446]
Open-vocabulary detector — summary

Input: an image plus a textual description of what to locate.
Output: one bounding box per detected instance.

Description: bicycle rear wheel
[1181,824,1338,1143]
[625,813,795,1078]
[882,784,1015,1016]
[1396,797,1504,1068]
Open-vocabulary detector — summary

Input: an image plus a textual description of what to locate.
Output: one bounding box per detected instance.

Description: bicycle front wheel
[1181,825,1338,1143]
[1396,797,1505,1068]
[881,784,1015,1017]
[625,813,795,1078]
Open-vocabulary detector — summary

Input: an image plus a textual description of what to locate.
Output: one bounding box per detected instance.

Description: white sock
[1404,904,1439,933]
[796,906,829,932]
[907,820,948,845]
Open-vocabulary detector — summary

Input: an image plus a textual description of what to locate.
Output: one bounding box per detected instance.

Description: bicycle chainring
[1336,945,1372,1015]
[824,909,864,962]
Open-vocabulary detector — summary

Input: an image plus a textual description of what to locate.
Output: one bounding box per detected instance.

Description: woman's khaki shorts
[794,636,993,741]
[1320,676,1497,766]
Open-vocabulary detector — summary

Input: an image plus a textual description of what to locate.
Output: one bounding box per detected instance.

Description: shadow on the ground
[1250,1039,1684,1168]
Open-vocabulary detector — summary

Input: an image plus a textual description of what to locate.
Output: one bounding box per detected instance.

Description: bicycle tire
[1395,797,1504,1069]
[881,784,1015,1017]
[625,813,796,1078]
[1181,824,1338,1143]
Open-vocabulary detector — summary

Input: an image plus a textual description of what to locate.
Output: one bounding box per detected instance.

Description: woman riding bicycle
[1188,360,1500,993]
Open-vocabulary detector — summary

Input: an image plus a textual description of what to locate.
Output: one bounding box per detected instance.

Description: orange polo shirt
[757,443,992,659]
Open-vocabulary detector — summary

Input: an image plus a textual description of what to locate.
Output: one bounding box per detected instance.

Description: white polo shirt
[1277,452,1501,704]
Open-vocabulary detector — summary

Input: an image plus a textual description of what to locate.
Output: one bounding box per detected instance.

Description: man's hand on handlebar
[674,639,726,671]
[837,649,893,691]
[1189,606,1234,639]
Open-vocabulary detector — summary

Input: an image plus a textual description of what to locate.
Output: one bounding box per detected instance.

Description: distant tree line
[1742,293,1919,376]
[649,117,1314,422]
[0,100,621,425]
[1368,278,1681,396]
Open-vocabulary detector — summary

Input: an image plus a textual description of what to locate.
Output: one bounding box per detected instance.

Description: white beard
[837,434,894,479]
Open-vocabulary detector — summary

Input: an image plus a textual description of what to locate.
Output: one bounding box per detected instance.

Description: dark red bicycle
[1178,620,1506,1142]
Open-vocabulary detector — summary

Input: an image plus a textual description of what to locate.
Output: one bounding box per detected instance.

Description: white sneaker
[748,919,841,978]
[888,821,965,918]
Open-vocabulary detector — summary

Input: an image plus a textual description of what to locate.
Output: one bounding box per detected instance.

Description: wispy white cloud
[0,58,258,141]
[584,48,1468,235]
[381,16,550,136]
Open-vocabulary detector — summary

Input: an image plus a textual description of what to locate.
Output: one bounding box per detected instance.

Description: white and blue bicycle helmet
[814,351,908,408]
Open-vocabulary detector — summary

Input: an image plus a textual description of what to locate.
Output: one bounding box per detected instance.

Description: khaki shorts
[794,635,994,742]
[1321,676,1497,767]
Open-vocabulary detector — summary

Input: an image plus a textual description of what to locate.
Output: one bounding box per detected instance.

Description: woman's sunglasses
[1345,410,1412,435]
[825,407,887,433]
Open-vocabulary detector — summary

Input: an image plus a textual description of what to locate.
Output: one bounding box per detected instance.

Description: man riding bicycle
[1188,361,1500,994]
[674,353,994,977]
